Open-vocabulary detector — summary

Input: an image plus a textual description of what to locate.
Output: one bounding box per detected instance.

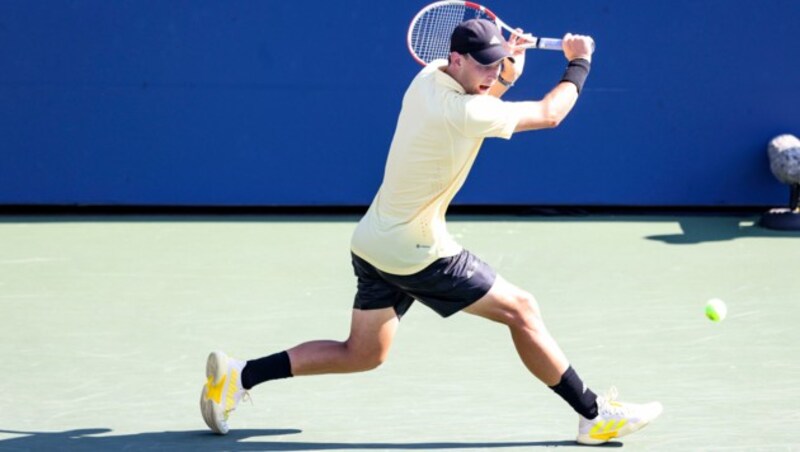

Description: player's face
[460,54,503,95]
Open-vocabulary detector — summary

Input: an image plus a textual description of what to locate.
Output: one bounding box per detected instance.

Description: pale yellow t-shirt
[350,60,524,275]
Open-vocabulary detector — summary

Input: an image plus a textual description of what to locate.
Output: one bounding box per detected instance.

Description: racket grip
[537,38,563,51]
[538,37,596,52]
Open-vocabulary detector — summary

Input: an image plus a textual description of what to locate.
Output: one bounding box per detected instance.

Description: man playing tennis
[201,19,662,445]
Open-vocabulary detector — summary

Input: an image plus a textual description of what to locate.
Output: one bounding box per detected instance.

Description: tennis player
[201,18,662,445]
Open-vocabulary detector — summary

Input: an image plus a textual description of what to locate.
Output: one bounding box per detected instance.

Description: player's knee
[506,291,543,330]
[346,342,389,371]
[364,352,388,370]
[356,349,388,371]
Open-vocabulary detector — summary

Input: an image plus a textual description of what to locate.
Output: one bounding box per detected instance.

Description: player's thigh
[346,307,400,362]
[463,275,537,326]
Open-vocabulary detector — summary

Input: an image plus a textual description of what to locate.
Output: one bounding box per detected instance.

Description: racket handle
[537,38,563,51]
[519,37,596,52]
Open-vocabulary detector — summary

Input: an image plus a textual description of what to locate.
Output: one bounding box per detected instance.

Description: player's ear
[449,51,463,67]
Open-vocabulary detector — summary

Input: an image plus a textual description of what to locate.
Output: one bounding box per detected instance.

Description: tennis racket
[408,0,569,66]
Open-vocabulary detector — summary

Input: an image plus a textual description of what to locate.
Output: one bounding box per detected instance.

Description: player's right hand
[562,33,594,62]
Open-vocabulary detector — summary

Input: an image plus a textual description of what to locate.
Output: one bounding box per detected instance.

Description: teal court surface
[1,214,798,451]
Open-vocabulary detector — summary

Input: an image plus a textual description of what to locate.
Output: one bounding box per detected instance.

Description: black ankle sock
[549,365,598,419]
[241,351,293,389]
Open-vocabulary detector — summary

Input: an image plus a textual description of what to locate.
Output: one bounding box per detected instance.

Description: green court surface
[1,214,798,451]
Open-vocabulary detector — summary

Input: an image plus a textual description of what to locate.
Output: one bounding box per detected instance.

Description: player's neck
[442,65,466,91]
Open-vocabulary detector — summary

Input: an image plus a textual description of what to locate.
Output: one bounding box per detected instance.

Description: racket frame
[407,0,563,66]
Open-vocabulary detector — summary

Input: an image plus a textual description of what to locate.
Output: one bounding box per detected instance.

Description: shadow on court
[0,428,621,450]
[645,217,800,244]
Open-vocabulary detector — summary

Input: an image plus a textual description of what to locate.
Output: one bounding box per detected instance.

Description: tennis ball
[705,298,727,322]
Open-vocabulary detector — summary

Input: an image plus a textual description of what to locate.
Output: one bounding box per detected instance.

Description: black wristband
[560,58,591,93]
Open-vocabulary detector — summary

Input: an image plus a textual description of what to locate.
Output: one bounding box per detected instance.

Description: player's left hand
[502,29,528,83]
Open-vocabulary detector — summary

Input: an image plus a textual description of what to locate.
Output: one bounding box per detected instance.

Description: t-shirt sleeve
[446,95,524,140]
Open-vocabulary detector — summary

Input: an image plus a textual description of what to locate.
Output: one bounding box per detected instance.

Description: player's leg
[244,253,408,381]
[284,306,399,375]
[201,253,408,435]
[242,306,400,385]
[464,274,662,444]
[463,275,569,385]
[463,275,598,422]
[200,307,399,434]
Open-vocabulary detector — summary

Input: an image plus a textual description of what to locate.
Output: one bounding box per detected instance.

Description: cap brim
[470,45,513,65]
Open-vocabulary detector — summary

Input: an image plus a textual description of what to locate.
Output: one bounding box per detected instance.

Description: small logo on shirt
[416,244,431,249]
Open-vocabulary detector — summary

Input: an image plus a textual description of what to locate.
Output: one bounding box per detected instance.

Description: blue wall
[1,0,799,207]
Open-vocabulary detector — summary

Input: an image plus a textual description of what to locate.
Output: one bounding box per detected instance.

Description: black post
[791,184,800,211]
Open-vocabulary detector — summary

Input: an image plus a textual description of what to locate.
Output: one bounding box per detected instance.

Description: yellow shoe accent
[589,419,628,441]
[205,374,226,404]
[224,370,240,414]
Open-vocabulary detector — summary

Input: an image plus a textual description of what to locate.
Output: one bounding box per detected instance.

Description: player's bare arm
[514,33,594,131]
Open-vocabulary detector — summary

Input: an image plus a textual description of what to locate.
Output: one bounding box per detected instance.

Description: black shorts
[351,249,497,318]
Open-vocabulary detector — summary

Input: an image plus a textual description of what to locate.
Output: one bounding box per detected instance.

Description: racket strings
[410,4,489,64]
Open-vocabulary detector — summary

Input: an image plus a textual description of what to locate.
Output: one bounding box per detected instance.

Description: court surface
[1,214,798,451]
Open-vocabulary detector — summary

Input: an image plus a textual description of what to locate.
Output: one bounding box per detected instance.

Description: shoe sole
[200,351,229,435]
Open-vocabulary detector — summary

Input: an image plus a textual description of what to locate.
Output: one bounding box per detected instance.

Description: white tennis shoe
[200,351,248,434]
[577,387,663,445]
